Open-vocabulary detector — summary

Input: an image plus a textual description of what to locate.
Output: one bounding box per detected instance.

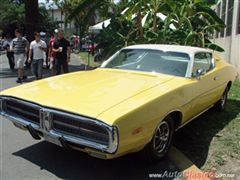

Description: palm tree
[68,0,117,26]
[52,0,83,34]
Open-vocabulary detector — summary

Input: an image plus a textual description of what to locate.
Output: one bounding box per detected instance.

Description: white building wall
[48,8,76,32]
[213,0,240,77]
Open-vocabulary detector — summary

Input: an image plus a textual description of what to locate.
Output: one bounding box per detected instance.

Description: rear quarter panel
[214,54,237,86]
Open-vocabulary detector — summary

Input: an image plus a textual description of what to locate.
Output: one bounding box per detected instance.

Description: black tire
[94,54,103,62]
[214,86,229,111]
[142,115,175,161]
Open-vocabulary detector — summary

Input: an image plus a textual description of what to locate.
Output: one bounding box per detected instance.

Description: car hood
[0,68,174,120]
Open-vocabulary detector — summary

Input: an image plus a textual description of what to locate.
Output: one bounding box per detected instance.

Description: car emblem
[39,108,51,131]
[44,119,50,130]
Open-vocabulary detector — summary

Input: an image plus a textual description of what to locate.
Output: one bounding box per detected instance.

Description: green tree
[95,0,225,58]
[52,0,86,35]
[67,0,118,30]
[0,0,58,38]
[10,0,40,41]
[52,0,121,50]
[0,0,25,35]
[38,4,59,33]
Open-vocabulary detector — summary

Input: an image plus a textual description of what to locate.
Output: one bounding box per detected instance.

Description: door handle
[213,76,218,80]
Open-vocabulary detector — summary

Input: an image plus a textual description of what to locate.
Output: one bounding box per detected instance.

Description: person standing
[74,35,79,49]
[3,34,15,70]
[11,29,29,83]
[28,32,47,80]
[39,31,48,68]
[52,29,71,75]
[48,34,56,76]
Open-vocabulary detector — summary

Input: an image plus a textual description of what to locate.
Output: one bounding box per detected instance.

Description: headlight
[107,125,119,153]
[0,97,3,113]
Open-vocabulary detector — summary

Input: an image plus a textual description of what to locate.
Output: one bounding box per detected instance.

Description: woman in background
[3,34,15,70]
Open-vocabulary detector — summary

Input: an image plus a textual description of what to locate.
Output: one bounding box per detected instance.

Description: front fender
[98,78,192,155]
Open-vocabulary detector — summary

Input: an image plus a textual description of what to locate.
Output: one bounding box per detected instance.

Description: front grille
[0,96,117,153]
[4,99,40,124]
[52,113,109,146]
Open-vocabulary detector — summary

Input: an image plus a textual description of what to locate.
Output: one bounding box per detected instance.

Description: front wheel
[214,87,229,111]
[143,116,175,161]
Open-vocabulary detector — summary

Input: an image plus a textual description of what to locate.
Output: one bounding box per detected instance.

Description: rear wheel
[214,86,229,111]
[143,116,175,161]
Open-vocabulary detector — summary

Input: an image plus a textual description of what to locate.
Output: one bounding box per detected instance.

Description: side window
[192,53,213,77]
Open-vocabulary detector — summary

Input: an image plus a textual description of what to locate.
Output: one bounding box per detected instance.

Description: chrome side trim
[176,105,214,130]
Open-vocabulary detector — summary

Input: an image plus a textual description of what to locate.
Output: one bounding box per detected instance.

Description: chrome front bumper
[0,96,118,154]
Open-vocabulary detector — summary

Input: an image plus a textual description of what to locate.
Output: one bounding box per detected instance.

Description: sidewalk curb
[72,53,86,65]
[169,146,211,180]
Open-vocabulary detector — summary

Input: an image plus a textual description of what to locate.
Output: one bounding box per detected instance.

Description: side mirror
[196,68,205,80]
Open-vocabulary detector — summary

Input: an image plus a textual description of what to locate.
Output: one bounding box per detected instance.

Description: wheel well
[227,81,232,90]
[168,111,182,129]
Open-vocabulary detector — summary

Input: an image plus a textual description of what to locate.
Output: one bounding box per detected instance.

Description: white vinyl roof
[124,44,212,55]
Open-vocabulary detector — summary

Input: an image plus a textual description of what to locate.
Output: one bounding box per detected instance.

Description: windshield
[102,49,190,77]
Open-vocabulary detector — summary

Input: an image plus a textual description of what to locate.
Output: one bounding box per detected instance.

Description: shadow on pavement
[13,141,179,180]
[174,99,240,168]
[0,67,49,79]
[0,68,19,79]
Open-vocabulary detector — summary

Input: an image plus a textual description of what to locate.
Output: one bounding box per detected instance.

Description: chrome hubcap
[153,121,170,153]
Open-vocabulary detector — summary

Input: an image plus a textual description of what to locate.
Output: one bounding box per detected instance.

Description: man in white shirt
[28,32,47,80]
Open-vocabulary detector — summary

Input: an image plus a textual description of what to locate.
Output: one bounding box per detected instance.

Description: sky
[39,0,52,3]
[39,0,58,9]
[39,0,47,3]
[38,0,120,10]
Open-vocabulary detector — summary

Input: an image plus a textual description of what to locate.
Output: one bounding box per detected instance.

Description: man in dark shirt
[53,29,71,75]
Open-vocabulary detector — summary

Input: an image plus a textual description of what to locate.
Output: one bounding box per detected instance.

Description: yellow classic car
[0,45,237,160]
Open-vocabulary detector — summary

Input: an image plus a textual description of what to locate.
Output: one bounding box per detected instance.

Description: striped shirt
[11,37,29,55]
